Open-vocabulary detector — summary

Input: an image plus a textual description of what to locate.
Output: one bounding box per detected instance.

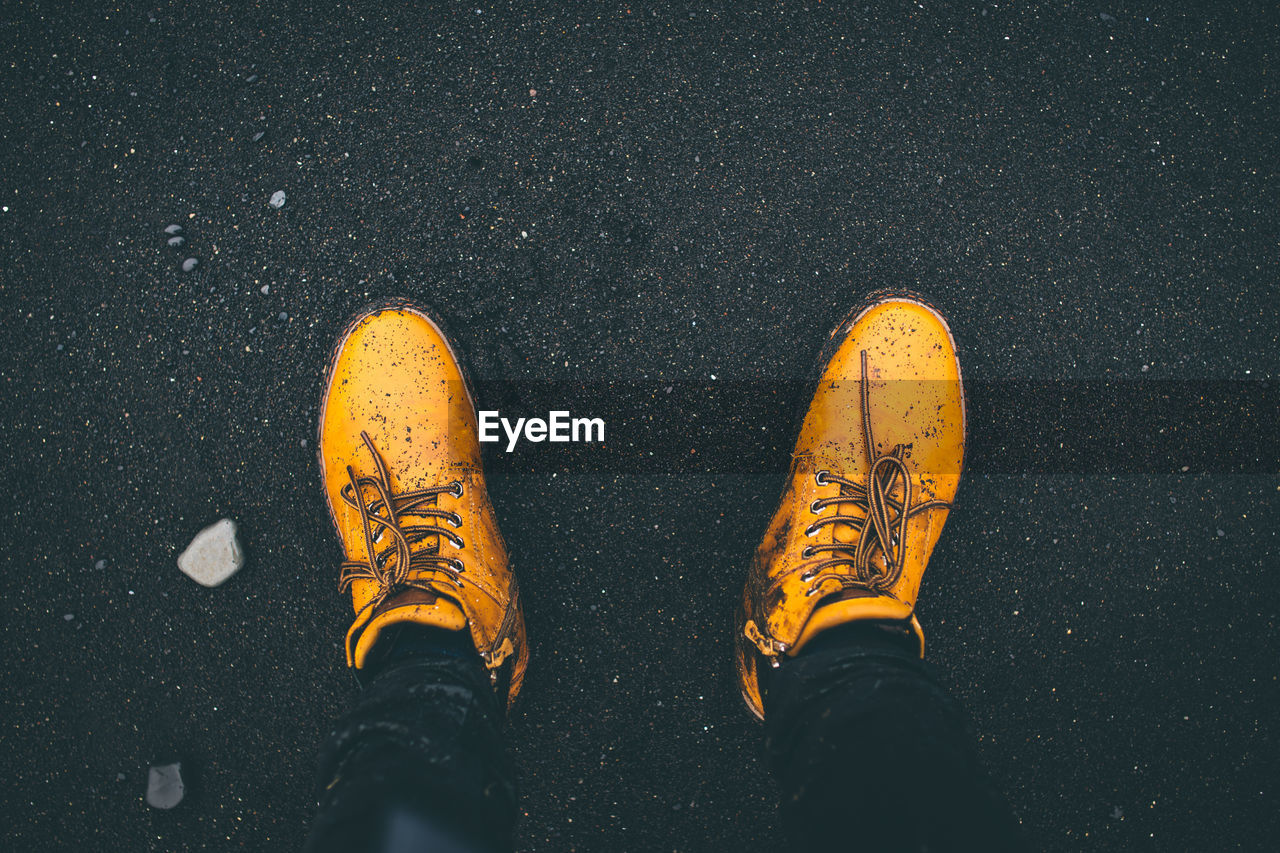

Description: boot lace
[799,350,951,596]
[338,431,465,616]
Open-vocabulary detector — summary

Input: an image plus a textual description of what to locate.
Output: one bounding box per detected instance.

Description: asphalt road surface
[2,3,1277,851]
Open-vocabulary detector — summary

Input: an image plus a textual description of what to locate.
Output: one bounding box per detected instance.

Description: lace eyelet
[451,558,465,572]
[450,480,464,497]
[801,546,814,559]
[804,525,818,537]
[809,499,823,514]
[805,585,822,597]
[815,470,829,485]
[447,513,462,528]
[450,536,464,550]
[800,569,815,581]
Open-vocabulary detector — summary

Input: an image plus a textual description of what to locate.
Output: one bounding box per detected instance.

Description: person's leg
[306,624,514,853]
[311,301,530,852]
[761,621,1024,851]
[735,292,1021,849]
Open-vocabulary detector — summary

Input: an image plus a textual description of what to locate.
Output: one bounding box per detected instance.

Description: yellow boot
[736,291,966,720]
[319,298,528,708]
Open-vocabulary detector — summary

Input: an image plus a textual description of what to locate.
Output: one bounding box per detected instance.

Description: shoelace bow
[800,350,951,595]
[338,431,464,616]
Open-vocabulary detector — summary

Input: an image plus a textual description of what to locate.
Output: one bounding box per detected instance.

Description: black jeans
[760,622,1024,850]
[305,626,514,853]
[306,623,1022,853]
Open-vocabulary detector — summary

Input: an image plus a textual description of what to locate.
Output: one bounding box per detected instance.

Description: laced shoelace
[799,350,951,595]
[338,431,465,617]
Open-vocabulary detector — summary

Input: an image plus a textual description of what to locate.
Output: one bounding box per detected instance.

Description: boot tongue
[349,588,468,669]
[379,586,464,617]
[832,482,868,561]
[831,475,896,577]
[394,490,447,556]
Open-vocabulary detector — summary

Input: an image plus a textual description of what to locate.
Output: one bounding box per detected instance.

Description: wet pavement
[2,3,1277,851]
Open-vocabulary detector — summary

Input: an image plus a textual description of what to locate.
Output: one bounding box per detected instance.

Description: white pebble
[146,763,184,809]
[269,190,286,209]
[182,258,198,272]
[177,519,245,587]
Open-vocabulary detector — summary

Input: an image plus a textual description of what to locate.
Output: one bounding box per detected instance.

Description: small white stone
[269,190,286,209]
[146,762,184,809]
[177,519,244,587]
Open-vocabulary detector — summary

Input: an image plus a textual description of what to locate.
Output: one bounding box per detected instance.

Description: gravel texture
[1,3,1276,851]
